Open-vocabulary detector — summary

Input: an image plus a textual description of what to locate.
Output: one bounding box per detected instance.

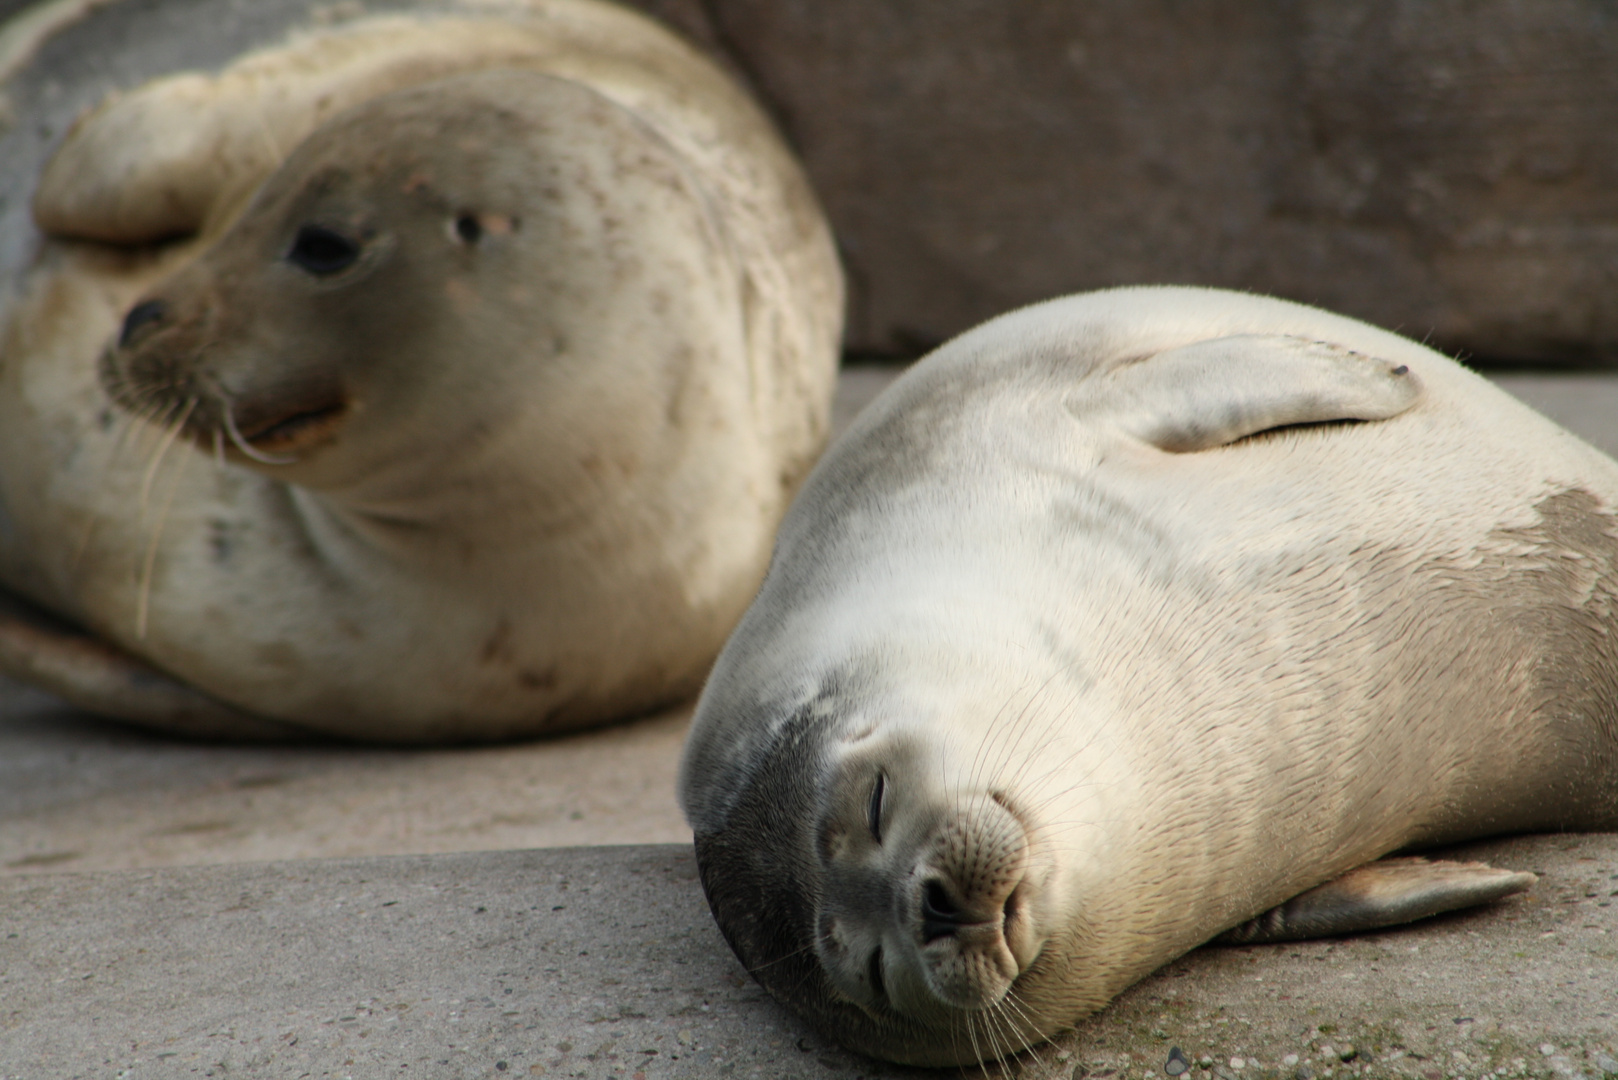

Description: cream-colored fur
[0,2,842,741]
[681,286,1618,1065]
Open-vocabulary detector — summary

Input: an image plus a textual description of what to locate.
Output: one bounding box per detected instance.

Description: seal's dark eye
[867,772,885,843]
[287,224,360,275]
[454,214,482,244]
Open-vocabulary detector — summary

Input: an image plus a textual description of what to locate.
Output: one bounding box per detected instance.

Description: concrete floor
[3,835,1614,1079]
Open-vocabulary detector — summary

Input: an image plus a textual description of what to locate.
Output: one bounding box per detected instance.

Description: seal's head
[99,66,735,504]
[684,672,1088,1068]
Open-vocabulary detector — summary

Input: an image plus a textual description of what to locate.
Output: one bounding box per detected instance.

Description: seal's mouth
[228,391,350,457]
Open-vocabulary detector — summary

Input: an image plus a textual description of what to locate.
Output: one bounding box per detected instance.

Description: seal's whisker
[962,1007,986,1072]
[140,396,197,514]
[966,680,1032,801]
[741,938,817,977]
[985,1001,1018,1074]
[974,1009,1002,1073]
[102,397,147,466]
[68,397,146,578]
[120,400,168,467]
[221,403,298,465]
[994,670,1079,792]
[135,444,194,640]
[1009,706,1127,812]
[977,997,1016,1075]
[969,669,1066,812]
[996,986,1040,1051]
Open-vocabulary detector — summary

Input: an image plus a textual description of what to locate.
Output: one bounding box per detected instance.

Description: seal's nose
[119,299,168,347]
[921,880,978,942]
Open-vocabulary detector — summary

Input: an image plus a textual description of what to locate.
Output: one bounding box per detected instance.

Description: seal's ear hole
[287,225,361,276]
[454,214,483,245]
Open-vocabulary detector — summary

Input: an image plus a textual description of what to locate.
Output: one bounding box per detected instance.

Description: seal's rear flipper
[0,587,302,741]
[1215,856,1537,945]
[1089,334,1424,453]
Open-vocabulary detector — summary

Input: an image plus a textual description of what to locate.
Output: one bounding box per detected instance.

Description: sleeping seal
[0,5,841,740]
[678,286,1618,1065]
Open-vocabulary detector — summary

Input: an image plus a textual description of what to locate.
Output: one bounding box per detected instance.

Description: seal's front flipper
[0,587,300,741]
[1090,334,1423,453]
[1216,856,1536,945]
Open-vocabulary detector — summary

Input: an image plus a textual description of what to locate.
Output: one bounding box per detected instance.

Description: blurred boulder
[654,0,1618,363]
[5,0,1617,362]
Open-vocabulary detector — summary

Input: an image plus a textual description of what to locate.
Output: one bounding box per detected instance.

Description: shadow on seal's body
[0,1,841,741]
[679,286,1618,1066]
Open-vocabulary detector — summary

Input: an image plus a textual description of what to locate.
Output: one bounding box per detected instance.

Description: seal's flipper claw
[1216,856,1537,945]
[1090,334,1424,453]
[0,587,301,741]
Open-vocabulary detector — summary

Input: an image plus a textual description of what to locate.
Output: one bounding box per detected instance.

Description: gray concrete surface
[1,837,1614,1079]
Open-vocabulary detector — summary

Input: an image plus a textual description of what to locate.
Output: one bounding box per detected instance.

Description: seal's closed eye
[868,772,885,842]
[287,224,360,275]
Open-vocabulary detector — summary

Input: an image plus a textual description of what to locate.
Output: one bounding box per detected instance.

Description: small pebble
[1541,1045,1557,1057]
[1337,1045,1357,1062]
[1230,1058,1246,1070]
[1284,1055,1300,1067]
[1319,1045,1336,1059]
[1594,1054,1618,1074]
[1166,1047,1191,1076]
[1295,1067,1316,1080]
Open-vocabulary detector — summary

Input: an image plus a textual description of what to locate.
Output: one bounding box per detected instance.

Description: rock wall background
[4,0,1616,362]
[636,0,1618,363]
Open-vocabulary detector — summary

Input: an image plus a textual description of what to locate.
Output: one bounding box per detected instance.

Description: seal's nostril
[921,880,964,942]
[923,880,959,920]
[119,299,167,347]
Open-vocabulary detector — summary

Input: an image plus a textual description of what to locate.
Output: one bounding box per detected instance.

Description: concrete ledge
[3,837,1615,1079]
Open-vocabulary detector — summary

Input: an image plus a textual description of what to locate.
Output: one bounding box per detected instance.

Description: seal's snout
[99,288,209,423]
[911,794,1030,1010]
[119,298,168,347]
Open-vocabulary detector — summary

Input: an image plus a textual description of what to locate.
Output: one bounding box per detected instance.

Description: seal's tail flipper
[1089,334,1424,453]
[0,586,301,741]
[1215,856,1536,945]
